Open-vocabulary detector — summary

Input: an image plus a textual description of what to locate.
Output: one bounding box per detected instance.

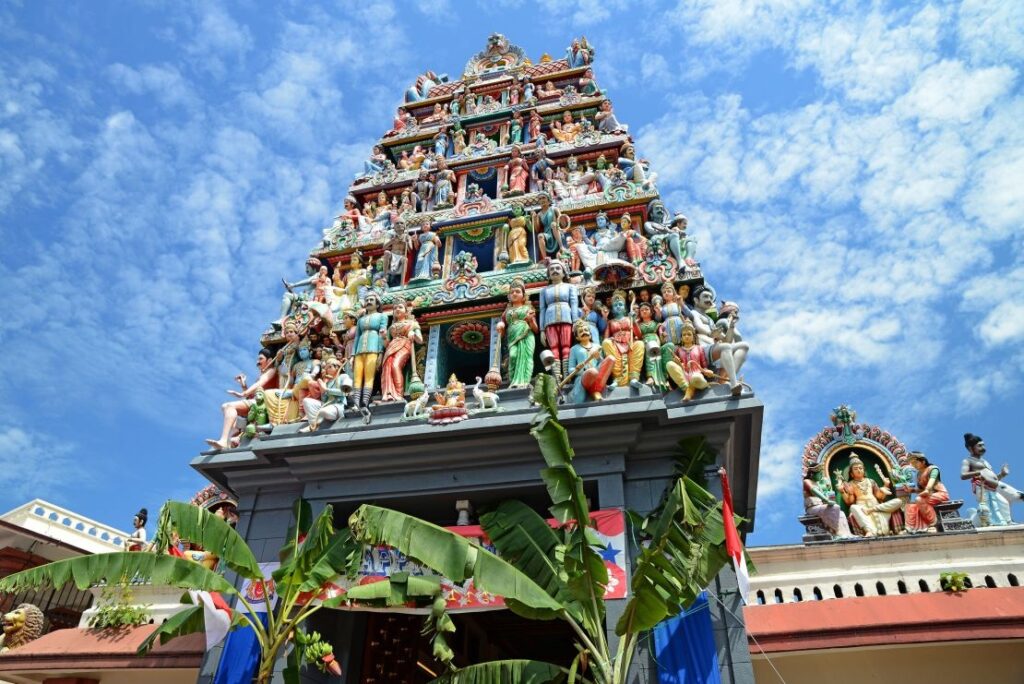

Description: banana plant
[0,498,361,684]
[346,373,735,683]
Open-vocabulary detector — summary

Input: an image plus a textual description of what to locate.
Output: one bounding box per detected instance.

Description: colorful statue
[601,290,644,386]
[566,36,595,68]
[538,259,580,382]
[505,145,529,196]
[206,347,279,451]
[433,158,456,208]
[505,204,531,265]
[0,604,44,653]
[412,221,442,281]
[690,284,749,397]
[414,170,434,212]
[581,286,606,345]
[352,292,388,421]
[961,433,1022,526]
[550,110,582,143]
[430,373,469,425]
[594,98,626,134]
[509,111,524,145]
[301,354,351,431]
[526,109,542,144]
[636,302,668,390]
[617,142,650,184]
[533,193,567,261]
[579,68,600,96]
[433,125,450,158]
[333,251,371,317]
[538,80,563,98]
[497,278,538,388]
[530,147,554,193]
[644,200,692,267]
[564,319,614,403]
[380,300,423,402]
[404,70,447,103]
[242,388,272,440]
[904,452,950,533]
[363,144,387,175]
[522,77,535,103]
[835,454,906,537]
[802,462,853,539]
[126,508,148,551]
[665,321,714,401]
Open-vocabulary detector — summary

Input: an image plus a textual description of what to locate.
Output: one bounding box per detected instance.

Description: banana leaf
[273,504,337,588]
[160,501,263,580]
[479,501,581,621]
[0,551,236,594]
[615,477,729,636]
[344,572,442,606]
[297,528,361,593]
[429,659,567,684]
[136,604,205,655]
[278,499,314,566]
[348,506,564,620]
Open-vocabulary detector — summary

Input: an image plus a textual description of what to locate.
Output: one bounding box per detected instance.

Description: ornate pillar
[423,324,441,390]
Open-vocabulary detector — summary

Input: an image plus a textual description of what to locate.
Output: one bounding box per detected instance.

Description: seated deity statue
[803,462,853,539]
[836,455,906,537]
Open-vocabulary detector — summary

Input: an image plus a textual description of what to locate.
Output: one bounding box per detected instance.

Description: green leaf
[273,505,336,589]
[279,499,314,566]
[0,552,236,595]
[161,501,263,580]
[348,506,564,620]
[136,604,205,655]
[344,573,442,607]
[429,659,566,684]
[297,528,361,593]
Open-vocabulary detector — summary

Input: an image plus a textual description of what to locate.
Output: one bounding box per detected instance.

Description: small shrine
[799,405,974,543]
[203,33,751,451]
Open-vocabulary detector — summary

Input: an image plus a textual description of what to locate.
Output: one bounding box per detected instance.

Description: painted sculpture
[904,452,950,533]
[206,34,760,445]
[961,433,1022,526]
[126,508,148,551]
[802,462,853,539]
[0,604,44,654]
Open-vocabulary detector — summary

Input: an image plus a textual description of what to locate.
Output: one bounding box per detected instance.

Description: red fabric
[545,323,573,358]
[720,470,742,562]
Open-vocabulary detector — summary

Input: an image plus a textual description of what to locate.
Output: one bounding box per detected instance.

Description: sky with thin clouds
[0,1,1021,546]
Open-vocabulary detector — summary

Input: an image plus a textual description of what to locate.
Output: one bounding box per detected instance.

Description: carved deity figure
[505,204,531,265]
[301,354,352,432]
[644,200,693,267]
[206,347,279,451]
[333,252,371,317]
[594,99,626,134]
[412,222,442,281]
[352,293,388,420]
[380,300,423,402]
[689,284,749,397]
[601,290,644,386]
[961,433,1023,526]
[533,193,567,261]
[803,462,853,539]
[836,455,906,537]
[565,319,613,403]
[539,259,580,382]
[665,322,713,402]
[505,145,529,196]
[550,110,582,144]
[496,278,537,388]
[636,302,668,390]
[433,159,456,208]
[905,452,950,533]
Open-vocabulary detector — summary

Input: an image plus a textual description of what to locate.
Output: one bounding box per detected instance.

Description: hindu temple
[193,34,764,682]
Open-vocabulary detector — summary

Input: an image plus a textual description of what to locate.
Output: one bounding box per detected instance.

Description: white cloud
[894,59,1017,128]
[957,0,1024,65]
[107,63,198,109]
[0,425,84,503]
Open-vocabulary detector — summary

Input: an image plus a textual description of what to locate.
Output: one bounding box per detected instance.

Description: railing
[1,499,130,553]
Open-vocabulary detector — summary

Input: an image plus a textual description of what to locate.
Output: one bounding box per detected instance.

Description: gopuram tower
[195,34,763,683]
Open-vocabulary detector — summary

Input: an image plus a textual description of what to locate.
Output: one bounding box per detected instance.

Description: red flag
[718,468,750,604]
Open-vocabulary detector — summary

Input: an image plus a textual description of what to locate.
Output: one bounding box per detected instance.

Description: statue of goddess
[496,278,538,388]
[380,300,423,402]
[803,462,853,538]
[363,145,387,175]
[433,125,450,158]
[601,290,644,386]
[579,68,600,97]
[550,110,582,143]
[526,109,542,144]
[636,302,668,390]
[332,251,370,317]
[665,321,713,401]
[412,221,442,280]
[594,99,627,134]
[505,145,529,196]
[533,193,568,261]
[509,111,524,146]
[433,159,456,208]
[505,204,531,265]
[904,452,950,533]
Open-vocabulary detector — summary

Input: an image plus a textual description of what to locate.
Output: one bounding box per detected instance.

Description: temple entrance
[437,319,493,384]
[357,610,577,681]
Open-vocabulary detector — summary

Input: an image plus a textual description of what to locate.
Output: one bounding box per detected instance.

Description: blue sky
[1,1,1021,546]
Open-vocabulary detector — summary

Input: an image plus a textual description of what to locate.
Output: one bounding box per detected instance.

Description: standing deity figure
[526,109,542,145]
[506,145,529,196]
[533,193,567,261]
[522,78,536,103]
[412,221,442,281]
[301,354,352,432]
[126,508,148,551]
[379,300,423,402]
[656,282,691,361]
[433,159,456,208]
[539,260,580,382]
[690,284,749,397]
[496,278,538,388]
[433,125,450,158]
[665,321,714,401]
[636,302,668,390]
[594,99,627,134]
[452,126,467,156]
[565,319,614,403]
[509,111,524,145]
[371,190,395,234]
[414,170,434,212]
[601,290,644,386]
[351,292,388,421]
[579,68,600,97]
[530,147,554,193]
[836,455,906,537]
[581,287,607,346]
[381,228,408,288]
[961,433,1023,526]
[566,225,598,273]
[904,452,950,533]
[505,204,531,265]
[206,347,279,451]
[803,462,853,539]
